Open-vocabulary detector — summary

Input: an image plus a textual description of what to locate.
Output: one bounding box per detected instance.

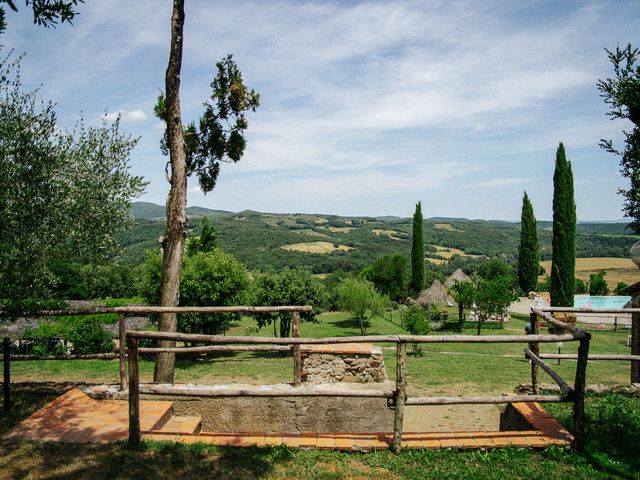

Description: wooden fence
[122,306,591,453]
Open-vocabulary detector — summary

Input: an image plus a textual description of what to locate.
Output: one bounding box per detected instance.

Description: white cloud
[103,110,149,123]
[469,178,529,189]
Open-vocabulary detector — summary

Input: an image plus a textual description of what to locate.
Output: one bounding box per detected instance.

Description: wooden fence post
[529,312,539,394]
[292,311,302,386]
[3,337,10,411]
[392,341,407,454]
[631,297,639,384]
[119,313,127,391]
[573,334,590,453]
[128,336,140,446]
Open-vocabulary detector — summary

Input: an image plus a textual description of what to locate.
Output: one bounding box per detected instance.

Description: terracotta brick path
[2,388,573,450]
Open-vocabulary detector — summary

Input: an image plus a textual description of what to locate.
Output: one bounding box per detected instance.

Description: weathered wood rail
[122,306,589,453]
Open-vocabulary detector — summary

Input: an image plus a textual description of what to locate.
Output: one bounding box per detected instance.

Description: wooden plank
[524,348,572,396]
[531,308,582,334]
[2,305,314,317]
[292,312,302,386]
[3,337,10,411]
[139,345,291,353]
[138,384,395,398]
[119,313,127,391]
[632,297,640,383]
[392,342,407,454]
[405,395,568,405]
[539,354,640,361]
[530,312,540,395]
[125,330,585,344]
[127,336,140,446]
[7,353,119,361]
[572,336,591,453]
[541,307,640,314]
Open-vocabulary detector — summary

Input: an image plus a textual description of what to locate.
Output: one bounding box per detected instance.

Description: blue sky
[3,0,639,221]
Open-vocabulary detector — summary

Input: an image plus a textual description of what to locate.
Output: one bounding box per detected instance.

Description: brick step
[153,415,202,436]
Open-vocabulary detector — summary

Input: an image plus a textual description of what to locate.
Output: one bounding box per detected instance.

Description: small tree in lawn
[449,280,476,332]
[403,304,431,355]
[336,278,388,335]
[474,277,518,335]
[252,268,327,337]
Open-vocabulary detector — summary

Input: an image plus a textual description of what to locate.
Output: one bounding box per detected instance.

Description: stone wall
[300,343,386,383]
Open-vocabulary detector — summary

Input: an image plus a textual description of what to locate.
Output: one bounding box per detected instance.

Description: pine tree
[517,192,539,293]
[410,202,425,295]
[550,143,576,307]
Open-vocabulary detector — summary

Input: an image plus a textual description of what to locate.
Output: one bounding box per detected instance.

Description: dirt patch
[404,404,501,432]
[540,257,638,286]
[371,229,401,240]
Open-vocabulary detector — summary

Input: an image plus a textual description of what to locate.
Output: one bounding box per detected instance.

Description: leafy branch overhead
[598,44,640,233]
[0,0,83,34]
[154,54,260,192]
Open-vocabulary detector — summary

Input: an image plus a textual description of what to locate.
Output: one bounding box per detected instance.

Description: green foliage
[138,249,250,335]
[614,281,629,294]
[575,277,588,294]
[0,54,145,313]
[517,191,539,293]
[336,278,388,335]
[588,271,609,296]
[155,55,260,193]
[477,258,514,282]
[360,254,408,302]
[551,143,577,307]
[187,217,218,255]
[403,304,430,356]
[22,323,65,355]
[0,0,82,35]
[474,276,518,335]
[448,280,476,330]
[598,44,640,233]
[252,268,328,337]
[410,202,425,295]
[66,317,114,355]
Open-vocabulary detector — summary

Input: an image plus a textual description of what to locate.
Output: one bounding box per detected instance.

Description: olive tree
[0,55,146,313]
[336,278,388,335]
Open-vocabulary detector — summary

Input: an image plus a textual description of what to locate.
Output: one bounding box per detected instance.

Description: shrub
[22,323,66,355]
[66,317,114,354]
[403,305,431,356]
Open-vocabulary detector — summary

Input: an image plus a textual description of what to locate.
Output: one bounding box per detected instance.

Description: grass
[8,311,635,393]
[1,392,639,479]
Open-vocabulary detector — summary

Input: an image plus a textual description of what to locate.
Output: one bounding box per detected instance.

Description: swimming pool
[573,295,631,309]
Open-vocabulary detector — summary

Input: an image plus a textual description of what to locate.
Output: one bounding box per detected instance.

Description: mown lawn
[9,310,633,393]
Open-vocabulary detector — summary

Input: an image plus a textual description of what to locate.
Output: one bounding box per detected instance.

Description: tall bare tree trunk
[154,0,187,383]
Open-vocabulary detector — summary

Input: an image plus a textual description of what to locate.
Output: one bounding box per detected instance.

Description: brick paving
[2,388,573,450]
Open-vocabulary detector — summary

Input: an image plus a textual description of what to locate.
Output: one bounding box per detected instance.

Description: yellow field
[317,226,355,233]
[430,245,467,259]
[281,241,353,254]
[539,257,640,287]
[372,229,401,240]
[425,258,448,265]
[434,223,464,232]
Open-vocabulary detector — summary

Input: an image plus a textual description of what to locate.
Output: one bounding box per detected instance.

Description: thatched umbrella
[444,269,471,289]
[417,280,454,307]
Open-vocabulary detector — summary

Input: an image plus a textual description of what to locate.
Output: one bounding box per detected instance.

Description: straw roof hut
[444,269,471,289]
[417,279,453,307]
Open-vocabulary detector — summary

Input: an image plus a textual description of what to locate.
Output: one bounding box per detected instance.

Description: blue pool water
[573,295,631,309]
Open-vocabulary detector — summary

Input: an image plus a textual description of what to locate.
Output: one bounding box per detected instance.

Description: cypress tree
[410,202,425,295]
[550,143,576,307]
[518,192,539,293]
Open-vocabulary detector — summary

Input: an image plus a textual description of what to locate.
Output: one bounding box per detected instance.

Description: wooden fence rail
[125,307,586,453]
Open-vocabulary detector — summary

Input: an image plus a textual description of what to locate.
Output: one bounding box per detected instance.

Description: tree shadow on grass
[0,440,295,480]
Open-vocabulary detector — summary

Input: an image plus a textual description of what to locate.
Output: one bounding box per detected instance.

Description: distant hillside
[119,203,639,274]
[131,201,232,220]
